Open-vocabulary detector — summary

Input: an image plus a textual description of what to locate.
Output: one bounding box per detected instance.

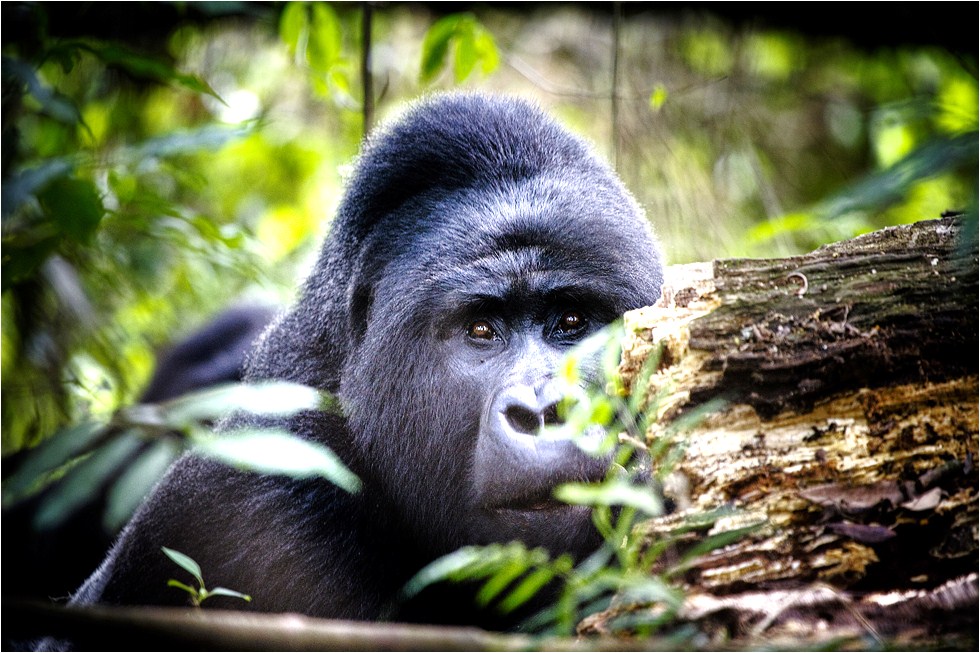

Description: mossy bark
[588,216,978,646]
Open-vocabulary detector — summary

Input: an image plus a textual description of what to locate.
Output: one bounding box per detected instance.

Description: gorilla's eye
[468,320,496,340]
[557,311,585,334]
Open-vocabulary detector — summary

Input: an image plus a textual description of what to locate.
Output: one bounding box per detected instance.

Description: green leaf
[162,547,205,588]
[207,587,252,602]
[555,478,664,516]
[473,31,499,76]
[476,558,530,606]
[162,381,334,427]
[2,421,105,504]
[279,2,308,58]
[167,579,198,595]
[35,434,144,530]
[191,428,361,493]
[453,20,478,83]
[120,124,253,163]
[38,177,105,243]
[403,545,491,598]
[617,575,683,608]
[0,157,74,218]
[2,57,83,125]
[103,439,180,532]
[419,15,459,83]
[498,566,556,613]
[307,2,342,72]
[81,43,221,100]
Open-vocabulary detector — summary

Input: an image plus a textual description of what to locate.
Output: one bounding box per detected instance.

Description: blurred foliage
[2,380,356,534]
[1,1,976,530]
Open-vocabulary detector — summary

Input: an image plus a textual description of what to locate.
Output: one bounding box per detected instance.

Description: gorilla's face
[341,182,654,558]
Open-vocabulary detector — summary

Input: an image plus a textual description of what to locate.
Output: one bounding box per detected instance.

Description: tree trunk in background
[584,216,978,646]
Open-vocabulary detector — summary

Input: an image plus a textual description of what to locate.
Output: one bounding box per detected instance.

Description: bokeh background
[3,1,976,465]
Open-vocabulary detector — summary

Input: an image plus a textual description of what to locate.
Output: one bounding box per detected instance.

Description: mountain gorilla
[69,93,664,628]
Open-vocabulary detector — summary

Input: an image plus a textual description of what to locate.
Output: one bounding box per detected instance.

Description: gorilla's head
[252,93,663,560]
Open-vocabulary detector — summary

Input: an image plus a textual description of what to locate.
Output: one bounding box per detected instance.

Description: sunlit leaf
[192,428,361,493]
[163,381,335,427]
[555,478,664,516]
[208,587,252,602]
[307,2,342,72]
[162,546,205,587]
[35,434,144,530]
[2,421,106,505]
[279,2,308,58]
[104,439,180,531]
[453,20,478,83]
[419,15,458,84]
[403,545,485,598]
[498,566,555,613]
[120,124,253,163]
[476,558,530,606]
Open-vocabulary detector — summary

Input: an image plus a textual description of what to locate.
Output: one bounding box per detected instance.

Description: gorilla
[67,93,664,629]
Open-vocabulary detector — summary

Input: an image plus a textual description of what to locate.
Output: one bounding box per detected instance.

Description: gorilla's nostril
[542,403,562,427]
[505,405,542,435]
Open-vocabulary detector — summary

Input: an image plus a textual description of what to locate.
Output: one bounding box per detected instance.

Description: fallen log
[586,216,978,646]
[6,218,976,651]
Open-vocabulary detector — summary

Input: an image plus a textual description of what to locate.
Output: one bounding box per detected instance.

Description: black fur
[69,93,664,628]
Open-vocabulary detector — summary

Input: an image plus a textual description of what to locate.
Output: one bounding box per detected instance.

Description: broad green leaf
[38,177,105,243]
[162,547,205,587]
[279,2,308,58]
[555,478,664,516]
[207,587,252,602]
[473,31,499,76]
[419,15,459,83]
[3,421,106,505]
[104,439,180,532]
[453,20,478,83]
[163,381,334,427]
[192,428,361,493]
[307,3,342,72]
[35,434,144,530]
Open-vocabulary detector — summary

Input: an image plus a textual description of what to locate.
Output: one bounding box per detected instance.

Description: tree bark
[584,216,978,646]
[7,217,976,650]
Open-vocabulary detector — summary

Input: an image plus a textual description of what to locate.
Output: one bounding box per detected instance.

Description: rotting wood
[591,216,979,645]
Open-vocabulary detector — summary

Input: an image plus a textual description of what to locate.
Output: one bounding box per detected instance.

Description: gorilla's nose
[498,382,564,436]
